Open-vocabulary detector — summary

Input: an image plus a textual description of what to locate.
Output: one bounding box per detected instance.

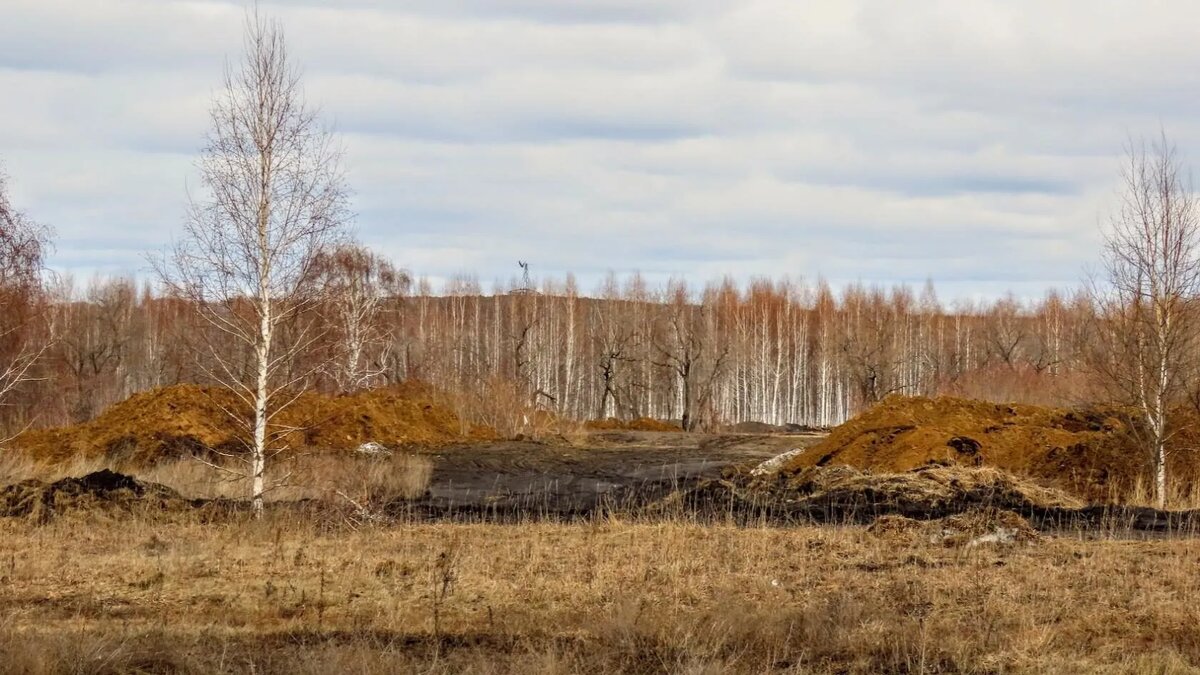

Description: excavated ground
[780,395,1200,502]
[12,383,492,465]
[5,430,1200,535]
[393,431,811,520]
[0,431,813,524]
[11,391,1200,534]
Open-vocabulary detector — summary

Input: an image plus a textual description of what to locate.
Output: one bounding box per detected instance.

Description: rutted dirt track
[403,431,820,520]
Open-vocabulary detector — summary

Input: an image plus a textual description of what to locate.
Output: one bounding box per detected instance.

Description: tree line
[1,269,1091,436]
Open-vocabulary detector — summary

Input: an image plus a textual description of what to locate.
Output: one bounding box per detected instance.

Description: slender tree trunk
[598,382,611,420]
[681,366,692,431]
[252,302,271,516]
[1155,432,1167,509]
[345,310,364,389]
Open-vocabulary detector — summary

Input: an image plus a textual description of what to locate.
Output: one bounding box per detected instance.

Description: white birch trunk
[252,305,271,515]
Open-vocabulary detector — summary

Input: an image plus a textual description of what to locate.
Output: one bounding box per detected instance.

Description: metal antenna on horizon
[519,260,532,292]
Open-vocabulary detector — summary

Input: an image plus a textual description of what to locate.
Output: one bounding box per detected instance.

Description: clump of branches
[309,243,409,393]
[0,168,52,425]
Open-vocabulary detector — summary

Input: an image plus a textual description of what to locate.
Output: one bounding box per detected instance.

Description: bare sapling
[153,9,349,515]
[1089,133,1200,509]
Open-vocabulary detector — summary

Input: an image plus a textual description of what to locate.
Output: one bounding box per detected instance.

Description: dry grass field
[2,510,1200,674]
[3,423,1199,673]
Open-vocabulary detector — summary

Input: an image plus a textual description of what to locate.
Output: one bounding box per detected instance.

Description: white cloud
[1,0,1196,299]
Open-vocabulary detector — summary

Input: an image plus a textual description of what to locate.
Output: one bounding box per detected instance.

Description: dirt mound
[653,464,1081,525]
[17,385,241,463]
[0,469,185,523]
[294,383,493,449]
[584,417,678,432]
[13,383,492,465]
[781,395,1160,501]
[780,463,1082,514]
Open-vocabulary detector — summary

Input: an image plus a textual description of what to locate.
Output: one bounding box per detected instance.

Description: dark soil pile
[780,395,1177,501]
[13,382,493,465]
[584,417,679,432]
[0,469,185,523]
[655,463,1083,525]
[724,421,825,434]
[778,463,1082,515]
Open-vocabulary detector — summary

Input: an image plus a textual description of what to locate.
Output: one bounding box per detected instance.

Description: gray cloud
[1,0,1195,299]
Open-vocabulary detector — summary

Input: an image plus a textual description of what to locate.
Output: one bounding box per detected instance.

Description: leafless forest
[6,269,1092,435]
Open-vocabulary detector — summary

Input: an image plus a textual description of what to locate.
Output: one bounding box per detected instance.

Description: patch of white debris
[964,528,1021,548]
[750,448,807,476]
[355,441,392,457]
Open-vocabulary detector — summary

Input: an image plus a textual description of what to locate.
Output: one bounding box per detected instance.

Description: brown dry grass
[1,510,1200,673]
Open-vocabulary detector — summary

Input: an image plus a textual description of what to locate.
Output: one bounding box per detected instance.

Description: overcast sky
[2,0,1198,300]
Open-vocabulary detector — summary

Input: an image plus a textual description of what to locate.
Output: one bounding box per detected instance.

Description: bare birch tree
[154,10,348,514]
[593,303,638,420]
[1089,134,1200,508]
[311,244,407,392]
[0,167,51,421]
[653,284,730,431]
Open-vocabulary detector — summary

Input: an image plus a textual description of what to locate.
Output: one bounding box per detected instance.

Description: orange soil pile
[781,395,1196,502]
[584,417,679,432]
[12,383,493,465]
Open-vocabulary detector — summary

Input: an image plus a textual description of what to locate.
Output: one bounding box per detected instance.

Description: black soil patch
[0,469,187,523]
[657,464,1200,535]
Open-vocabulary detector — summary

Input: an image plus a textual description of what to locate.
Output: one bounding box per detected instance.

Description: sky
[2,0,1198,300]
